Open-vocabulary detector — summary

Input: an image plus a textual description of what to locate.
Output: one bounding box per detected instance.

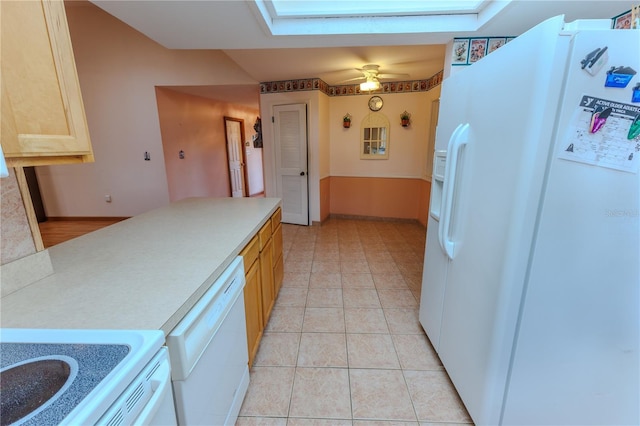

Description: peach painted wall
[417,179,431,227]
[319,177,330,222]
[35,2,258,218]
[329,176,424,220]
[156,88,262,201]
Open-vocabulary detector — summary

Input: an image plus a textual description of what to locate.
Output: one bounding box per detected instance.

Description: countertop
[0,197,281,335]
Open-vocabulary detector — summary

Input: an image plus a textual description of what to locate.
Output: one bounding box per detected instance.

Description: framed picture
[505,37,516,44]
[469,38,488,63]
[451,39,470,65]
[612,10,632,29]
[488,37,506,54]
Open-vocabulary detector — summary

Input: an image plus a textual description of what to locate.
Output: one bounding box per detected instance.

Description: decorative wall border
[259,70,444,96]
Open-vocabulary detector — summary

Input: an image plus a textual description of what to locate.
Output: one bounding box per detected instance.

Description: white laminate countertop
[0,197,281,335]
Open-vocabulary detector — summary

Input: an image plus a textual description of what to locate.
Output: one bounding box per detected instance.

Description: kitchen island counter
[0,197,281,335]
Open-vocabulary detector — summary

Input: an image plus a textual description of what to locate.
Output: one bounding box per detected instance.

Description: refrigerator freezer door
[501,29,640,426]
[435,15,569,425]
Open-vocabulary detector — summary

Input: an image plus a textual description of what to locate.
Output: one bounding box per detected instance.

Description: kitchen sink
[0,356,78,425]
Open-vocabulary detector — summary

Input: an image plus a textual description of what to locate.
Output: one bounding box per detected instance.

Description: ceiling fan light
[360,79,380,92]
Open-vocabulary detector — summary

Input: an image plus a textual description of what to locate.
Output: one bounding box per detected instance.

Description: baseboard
[328,213,424,225]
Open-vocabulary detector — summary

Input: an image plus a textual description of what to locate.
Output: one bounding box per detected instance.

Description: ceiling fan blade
[377,72,410,79]
[337,76,367,83]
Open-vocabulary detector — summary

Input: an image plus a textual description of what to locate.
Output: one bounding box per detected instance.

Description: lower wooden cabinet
[259,236,274,327]
[241,207,283,368]
[243,259,262,367]
[272,222,283,296]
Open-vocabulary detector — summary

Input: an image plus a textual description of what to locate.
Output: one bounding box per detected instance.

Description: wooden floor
[39,219,126,248]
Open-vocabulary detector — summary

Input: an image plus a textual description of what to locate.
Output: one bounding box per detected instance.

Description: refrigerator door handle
[439,123,470,260]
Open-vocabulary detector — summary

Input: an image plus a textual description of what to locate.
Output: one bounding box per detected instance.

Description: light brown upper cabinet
[1,0,94,167]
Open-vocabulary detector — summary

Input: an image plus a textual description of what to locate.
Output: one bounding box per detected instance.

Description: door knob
[300,171,305,176]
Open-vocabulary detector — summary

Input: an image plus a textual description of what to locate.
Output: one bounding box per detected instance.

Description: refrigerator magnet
[605,66,637,88]
[589,107,612,133]
[632,83,640,103]
[580,47,608,76]
[628,114,640,140]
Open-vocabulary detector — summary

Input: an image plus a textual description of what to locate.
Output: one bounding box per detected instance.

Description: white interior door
[273,104,308,225]
[224,117,246,198]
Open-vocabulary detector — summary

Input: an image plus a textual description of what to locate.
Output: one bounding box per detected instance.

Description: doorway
[273,103,308,225]
[224,117,249,198]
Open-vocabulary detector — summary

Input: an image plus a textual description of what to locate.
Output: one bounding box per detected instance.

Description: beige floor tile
[289,367,352,419]
[285,260,313,273]
[236,416,288,425]
[302,307,345,333]
[349,369,416,421]
[239,366,295,417]
[340,250,368,262]
[345,308,389,334]
[372,272,408,289]
[403,370,472,423]
[377,289,418,308]
[287,249,315,262]
[306,288,343,308]
[312,260,341,273]
[341,261,371,274]
[253,332,301,367]
[354,422,418,426]
[368,261,401,274]
[276,287,308,307]
[391,334,442,371]
[297,333,348,367]
[342,273,375,288]
[265,307,305,332]
[383,308,423,334]
[282,272,311,287]
[343,288,381,308]
[309,272,342,288]
[288,419,353,426]
[362,243,388,252]
[347,334,400,369]
[313,250,340,262]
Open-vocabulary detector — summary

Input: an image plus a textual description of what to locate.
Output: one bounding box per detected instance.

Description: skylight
[253,0,508,36]
[269,1,489,18]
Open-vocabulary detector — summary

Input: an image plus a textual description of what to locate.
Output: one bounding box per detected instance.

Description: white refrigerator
[419,15,639,426]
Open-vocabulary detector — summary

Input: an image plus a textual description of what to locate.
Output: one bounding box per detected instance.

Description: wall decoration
[253,117,263,148]
[469,38,488,63]
[451,39,470,65]
[488,38,506,54]
[612,9,633,29]
[452,36,515,66]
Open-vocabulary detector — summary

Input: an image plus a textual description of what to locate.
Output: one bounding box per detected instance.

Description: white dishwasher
[167,256,250,426]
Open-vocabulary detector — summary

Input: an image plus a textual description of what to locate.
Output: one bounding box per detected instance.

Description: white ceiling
[88,0,631,107]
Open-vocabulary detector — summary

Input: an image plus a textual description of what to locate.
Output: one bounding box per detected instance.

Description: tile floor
[237,217,473,425]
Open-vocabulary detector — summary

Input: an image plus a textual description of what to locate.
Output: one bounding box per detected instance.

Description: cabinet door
[1,0,94,166]
[260,237,274,327]
[244,259,263,368]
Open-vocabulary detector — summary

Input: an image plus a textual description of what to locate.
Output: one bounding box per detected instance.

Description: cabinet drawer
[272,207,282,226]
[258,218,272,250]
[240,235,259,274]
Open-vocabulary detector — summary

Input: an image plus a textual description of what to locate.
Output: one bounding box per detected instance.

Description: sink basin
[0,356,78,426]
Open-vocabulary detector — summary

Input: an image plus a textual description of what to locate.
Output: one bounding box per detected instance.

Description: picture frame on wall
[488,37,506,54]
[469,38,488,63]
[451,39,470,65]
[612,10,632,29]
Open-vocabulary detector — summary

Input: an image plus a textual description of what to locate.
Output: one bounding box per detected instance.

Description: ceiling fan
[340,64,410,91]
